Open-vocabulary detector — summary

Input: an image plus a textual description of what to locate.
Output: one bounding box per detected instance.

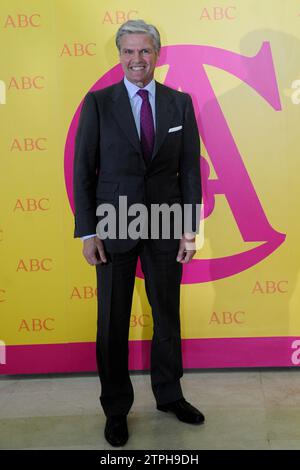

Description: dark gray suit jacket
[73,79,201,253]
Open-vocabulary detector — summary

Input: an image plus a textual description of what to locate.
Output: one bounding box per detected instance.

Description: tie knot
[137,89,149,101]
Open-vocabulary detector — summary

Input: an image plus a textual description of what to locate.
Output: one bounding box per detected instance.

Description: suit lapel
[111,81,141,154]
[152,81,175,161]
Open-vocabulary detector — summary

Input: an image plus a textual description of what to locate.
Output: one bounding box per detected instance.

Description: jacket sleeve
[179,93,202,234]
[73,92,100,238]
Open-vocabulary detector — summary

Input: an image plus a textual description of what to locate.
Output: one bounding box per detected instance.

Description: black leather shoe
[157,398,205,424]
[104,415,128,447]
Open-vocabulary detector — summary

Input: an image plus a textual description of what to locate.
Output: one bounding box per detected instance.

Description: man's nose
[132,50,143,61]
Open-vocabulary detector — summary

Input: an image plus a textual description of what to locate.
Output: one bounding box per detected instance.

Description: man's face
[119,33,159,87]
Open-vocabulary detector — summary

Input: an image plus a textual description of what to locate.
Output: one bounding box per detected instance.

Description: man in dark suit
[73,19,204,447]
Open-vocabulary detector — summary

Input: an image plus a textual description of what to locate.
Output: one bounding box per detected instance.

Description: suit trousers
[95,239,184,417]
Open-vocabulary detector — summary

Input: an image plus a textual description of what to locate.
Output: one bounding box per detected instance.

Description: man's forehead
[120,33,154,48]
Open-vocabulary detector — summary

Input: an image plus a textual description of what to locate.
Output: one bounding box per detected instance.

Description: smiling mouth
[130,66,146,71]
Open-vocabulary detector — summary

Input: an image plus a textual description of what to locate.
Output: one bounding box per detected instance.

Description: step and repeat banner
[1,0,300,374]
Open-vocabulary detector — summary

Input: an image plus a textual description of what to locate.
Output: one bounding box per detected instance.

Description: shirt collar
[124,76,156,99]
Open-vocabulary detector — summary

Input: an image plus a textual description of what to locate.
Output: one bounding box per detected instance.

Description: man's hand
[82,236,107,265]
[176,233,196,264]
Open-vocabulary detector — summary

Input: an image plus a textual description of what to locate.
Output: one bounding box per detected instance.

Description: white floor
[0,369,300,450]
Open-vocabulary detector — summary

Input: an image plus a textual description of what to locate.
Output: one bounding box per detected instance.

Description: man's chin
[126,74,150,87]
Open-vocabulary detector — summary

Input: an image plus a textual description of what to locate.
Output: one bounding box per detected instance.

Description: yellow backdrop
[1,0,300,373]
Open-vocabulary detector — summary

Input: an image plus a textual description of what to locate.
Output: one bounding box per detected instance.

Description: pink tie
[137,89,155,165]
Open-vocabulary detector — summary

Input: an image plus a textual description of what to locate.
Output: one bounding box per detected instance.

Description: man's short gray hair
[116,19,161,53]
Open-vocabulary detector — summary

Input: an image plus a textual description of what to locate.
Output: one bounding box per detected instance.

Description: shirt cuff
[81,234,97,241]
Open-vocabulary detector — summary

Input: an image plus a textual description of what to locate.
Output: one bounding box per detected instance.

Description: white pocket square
[168,125,182,133]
